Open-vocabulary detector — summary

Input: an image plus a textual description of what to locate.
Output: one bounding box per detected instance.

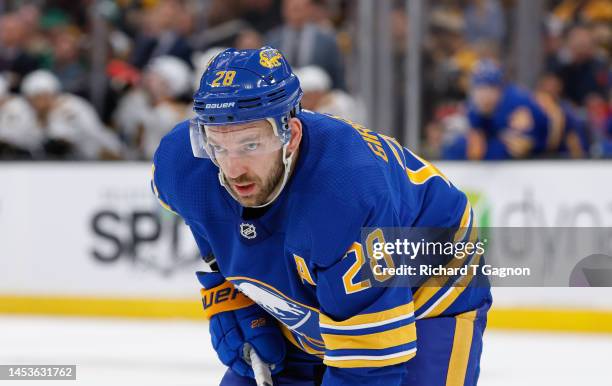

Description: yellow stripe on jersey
[322,321,416,350]
[380,134,405,167]
[323,349,417,368]
[418,251,483,319]
[279,323,325,357]
[405,153,451,186]
[454,202,473,242]
[406,150,451,185]
[319,302,414,330]
[446,310,477,386]
[414,224,477,312]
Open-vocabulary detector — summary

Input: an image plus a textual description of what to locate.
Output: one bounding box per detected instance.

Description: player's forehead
[472,85,499,94]
[206,119,274,141]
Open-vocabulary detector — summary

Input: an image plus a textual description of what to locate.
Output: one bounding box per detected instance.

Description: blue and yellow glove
[197,271,286,378]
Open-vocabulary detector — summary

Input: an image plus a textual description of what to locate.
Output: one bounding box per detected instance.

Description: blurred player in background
[153,47,491,386]
[21,70,123,160]
[0,75,43,159]
[443,60,567,160]
[293,65,365,124]
[115,55,193,160]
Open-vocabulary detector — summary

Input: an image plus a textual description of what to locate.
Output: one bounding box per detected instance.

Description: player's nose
[223,156,248,179]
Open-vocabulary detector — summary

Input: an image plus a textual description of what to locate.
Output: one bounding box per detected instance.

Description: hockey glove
[197,271,286,378]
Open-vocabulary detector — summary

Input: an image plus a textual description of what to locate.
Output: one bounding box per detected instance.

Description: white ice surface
[0,316,610,386]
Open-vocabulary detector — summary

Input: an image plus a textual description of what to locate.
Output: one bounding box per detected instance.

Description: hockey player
[152,47,492,386]
[442,60,550,160]
[0,75,43,159]
[21,70,123,160]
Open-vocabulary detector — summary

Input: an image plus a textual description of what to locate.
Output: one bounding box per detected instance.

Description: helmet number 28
[212,71,237,87]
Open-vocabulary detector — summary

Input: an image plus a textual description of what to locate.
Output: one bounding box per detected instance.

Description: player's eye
[211,144,226,154]
[244,143,259,152]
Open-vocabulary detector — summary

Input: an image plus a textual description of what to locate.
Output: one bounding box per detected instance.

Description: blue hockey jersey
[444,85,551,160]
[152,111,491,377]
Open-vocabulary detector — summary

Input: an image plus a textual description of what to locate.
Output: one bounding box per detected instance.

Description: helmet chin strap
[218,143,294,208]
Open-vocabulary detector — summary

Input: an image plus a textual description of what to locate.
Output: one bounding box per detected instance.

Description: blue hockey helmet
[190,47,302,159]
[190,47,303,208]
[471,60,504,87]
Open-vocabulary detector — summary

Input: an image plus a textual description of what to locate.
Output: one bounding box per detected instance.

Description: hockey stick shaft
[245,343,273,386]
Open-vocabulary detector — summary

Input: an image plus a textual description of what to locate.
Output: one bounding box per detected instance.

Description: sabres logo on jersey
[259,49,283,69]
[231,278,323,341]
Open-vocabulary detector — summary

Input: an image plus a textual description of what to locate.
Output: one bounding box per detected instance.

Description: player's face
[206,120,285,207]
[28,93,55,115]
[471,86,501,115]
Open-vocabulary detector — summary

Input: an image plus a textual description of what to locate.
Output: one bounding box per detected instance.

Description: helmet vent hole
[237,97,263,109]
[267,89,285,97]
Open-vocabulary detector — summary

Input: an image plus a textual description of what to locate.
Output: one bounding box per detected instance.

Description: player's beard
[228,151,285,207]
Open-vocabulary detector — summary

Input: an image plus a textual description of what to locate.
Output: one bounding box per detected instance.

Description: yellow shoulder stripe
[405,151,450,186]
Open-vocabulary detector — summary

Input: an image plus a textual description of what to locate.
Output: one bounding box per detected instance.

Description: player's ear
[287,117,302,154]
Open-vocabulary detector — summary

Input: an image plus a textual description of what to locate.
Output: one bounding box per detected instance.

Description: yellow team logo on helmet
[259,48,283,69]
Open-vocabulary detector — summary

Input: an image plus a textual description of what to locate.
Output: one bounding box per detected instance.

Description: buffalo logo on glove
[235,281,322,341]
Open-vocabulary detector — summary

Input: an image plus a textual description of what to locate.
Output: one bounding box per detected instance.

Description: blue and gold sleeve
[311,195,417,385]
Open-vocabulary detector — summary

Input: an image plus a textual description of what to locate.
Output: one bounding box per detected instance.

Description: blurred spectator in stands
[464,0,506,47]
[548,25,609,106]
[239,0,283,34]
[49,27,88,97]
[294,65,365,123]
[442,60,550,160]
[130,0,193,69]
[192,48,226,89]
[426,103,470,160]
[584,89,610,154]
[114,56,192,160]
[427,9,480,103]
[309,0,335,32]
[21,70,123,160]
[204,0,281,37]
[0,13,40,91]
[591,22,611,58]
[0,76,43,159]
[266,0,346,89]
[535,72,589,158]
[549,0,612,28]
[598,91,612,157]
[235,29,264,50]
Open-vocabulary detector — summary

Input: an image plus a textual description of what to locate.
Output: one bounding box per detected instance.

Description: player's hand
[210,304,285,378]
[197,272,286,378]
[467,130,486,160]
